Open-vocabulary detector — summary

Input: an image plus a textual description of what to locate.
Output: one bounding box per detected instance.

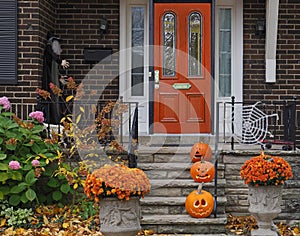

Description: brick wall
[56,0,120,101]
[0,0,56,119]
[243,0,300,145]
[0,0,119,119]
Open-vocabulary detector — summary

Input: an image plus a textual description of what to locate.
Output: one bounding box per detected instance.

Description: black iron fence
[11,99,139,168]
[220,96,297,150]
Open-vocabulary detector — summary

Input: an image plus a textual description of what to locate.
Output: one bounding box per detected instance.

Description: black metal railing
[36,98,139,168]
[226,96,297,150]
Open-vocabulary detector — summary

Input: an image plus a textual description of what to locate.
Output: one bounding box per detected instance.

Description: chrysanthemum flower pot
[99,197,141,236]
[248,185,282,236]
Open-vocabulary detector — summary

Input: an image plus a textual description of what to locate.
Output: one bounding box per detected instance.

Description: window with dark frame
[0,0,18,84]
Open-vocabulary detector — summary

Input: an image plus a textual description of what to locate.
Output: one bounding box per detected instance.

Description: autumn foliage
[240,152,293,186]
[84,164,151,202]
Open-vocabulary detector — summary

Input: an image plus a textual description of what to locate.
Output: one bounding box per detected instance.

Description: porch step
[138,135,215,146]
[138,145,227,234]
[141,196,227,215]
[147,179,226,198]
[141,214,227,234]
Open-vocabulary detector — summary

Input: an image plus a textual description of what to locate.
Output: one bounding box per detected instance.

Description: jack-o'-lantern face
[185,189,214,218]
[190,161,215,183]
[190,143,212,163]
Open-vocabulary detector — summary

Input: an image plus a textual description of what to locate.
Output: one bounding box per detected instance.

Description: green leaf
[0,191,3,200]
[52,191,62,201]
[31,126,43,134]
[0,186,10,195]
[23,142,34,147]
[0,163,8,171]
[20,193,29,204]
[23,164,33,171]
[0,137,3,144]
[1,111,14,117]
[7,123,19,129]
[25,188,36,201]
[9,195,21,206]
[25,170,37,185]
[31,143,41,154]
[0,172,9,182]
[47,178,59,188]
[0,153,7,160]
[60,183,71,194]
[5,143,17,151]
[30,135,43,141]
[10,184,27,194]
[6,130,17,139]
[11,171,23,181]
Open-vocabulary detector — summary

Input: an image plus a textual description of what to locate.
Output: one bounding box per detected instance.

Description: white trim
[265,0,279,83]
[215,0,243,103]
[215,0,243,137]
[119,0,149,134]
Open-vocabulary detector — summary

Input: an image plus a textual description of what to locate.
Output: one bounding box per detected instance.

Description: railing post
[128,105,138,168]
[231,96,235,150]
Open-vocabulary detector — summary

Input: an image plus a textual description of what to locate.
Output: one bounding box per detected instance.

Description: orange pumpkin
[190,142,212,162]
[190,160,215,183]
[185,184,214,218]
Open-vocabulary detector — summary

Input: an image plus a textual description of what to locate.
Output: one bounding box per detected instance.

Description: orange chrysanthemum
[84,164,151,202]
[240,152,293,186]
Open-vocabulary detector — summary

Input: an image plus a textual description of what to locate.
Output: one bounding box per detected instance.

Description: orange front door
[153,3,211,133]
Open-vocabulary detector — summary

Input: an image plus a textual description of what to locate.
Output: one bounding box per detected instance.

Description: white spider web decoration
[232,102,279,145]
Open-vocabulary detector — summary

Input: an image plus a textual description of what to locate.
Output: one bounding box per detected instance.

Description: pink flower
[0,96,11,111]
[49,83,55,89]
[68,76,74,82]
[9,161,21,170]
[29,111,44,123]
[31,159,40,167]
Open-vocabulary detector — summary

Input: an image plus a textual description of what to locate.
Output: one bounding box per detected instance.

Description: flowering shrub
[240,152,293,186]
[29,111,45,123]
[0,96,73,207]
[84,164,150,202]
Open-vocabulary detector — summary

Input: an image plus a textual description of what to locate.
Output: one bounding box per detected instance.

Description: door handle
[154,70,159,89]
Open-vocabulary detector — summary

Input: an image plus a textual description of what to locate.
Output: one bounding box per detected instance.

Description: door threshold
[138,134,215,146]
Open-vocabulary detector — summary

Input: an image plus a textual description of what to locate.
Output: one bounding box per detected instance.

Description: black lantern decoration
[256,18,265,36]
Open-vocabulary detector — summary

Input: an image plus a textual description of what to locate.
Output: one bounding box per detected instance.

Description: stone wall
[220,149,300,222]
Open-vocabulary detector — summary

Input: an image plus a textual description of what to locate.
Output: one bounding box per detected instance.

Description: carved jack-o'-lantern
[190,143,212,163]
[190,160,215,183]
[185,184,214,218]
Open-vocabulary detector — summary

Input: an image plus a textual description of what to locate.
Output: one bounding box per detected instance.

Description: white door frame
[119,0,149,135]
[119,0,243,136]
[215,0,243,138]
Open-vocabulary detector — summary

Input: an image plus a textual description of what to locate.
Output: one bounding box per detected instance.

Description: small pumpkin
[185,184,214,218]
[190,159,215,183]
[190,142,212,162]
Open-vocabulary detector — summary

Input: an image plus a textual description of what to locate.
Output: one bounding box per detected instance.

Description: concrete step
[138,135,215,146]
[139,162,225,180]
[148,179,226,197]
[137,143,227,235]
[138,146,218,162]
[141,196,227,215]
[141,214,227,234]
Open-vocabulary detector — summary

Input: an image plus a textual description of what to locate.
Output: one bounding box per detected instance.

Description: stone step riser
[144,169,225,180]
[141,223,226,235]
[141,205,226,215]
[148,186,225,197]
